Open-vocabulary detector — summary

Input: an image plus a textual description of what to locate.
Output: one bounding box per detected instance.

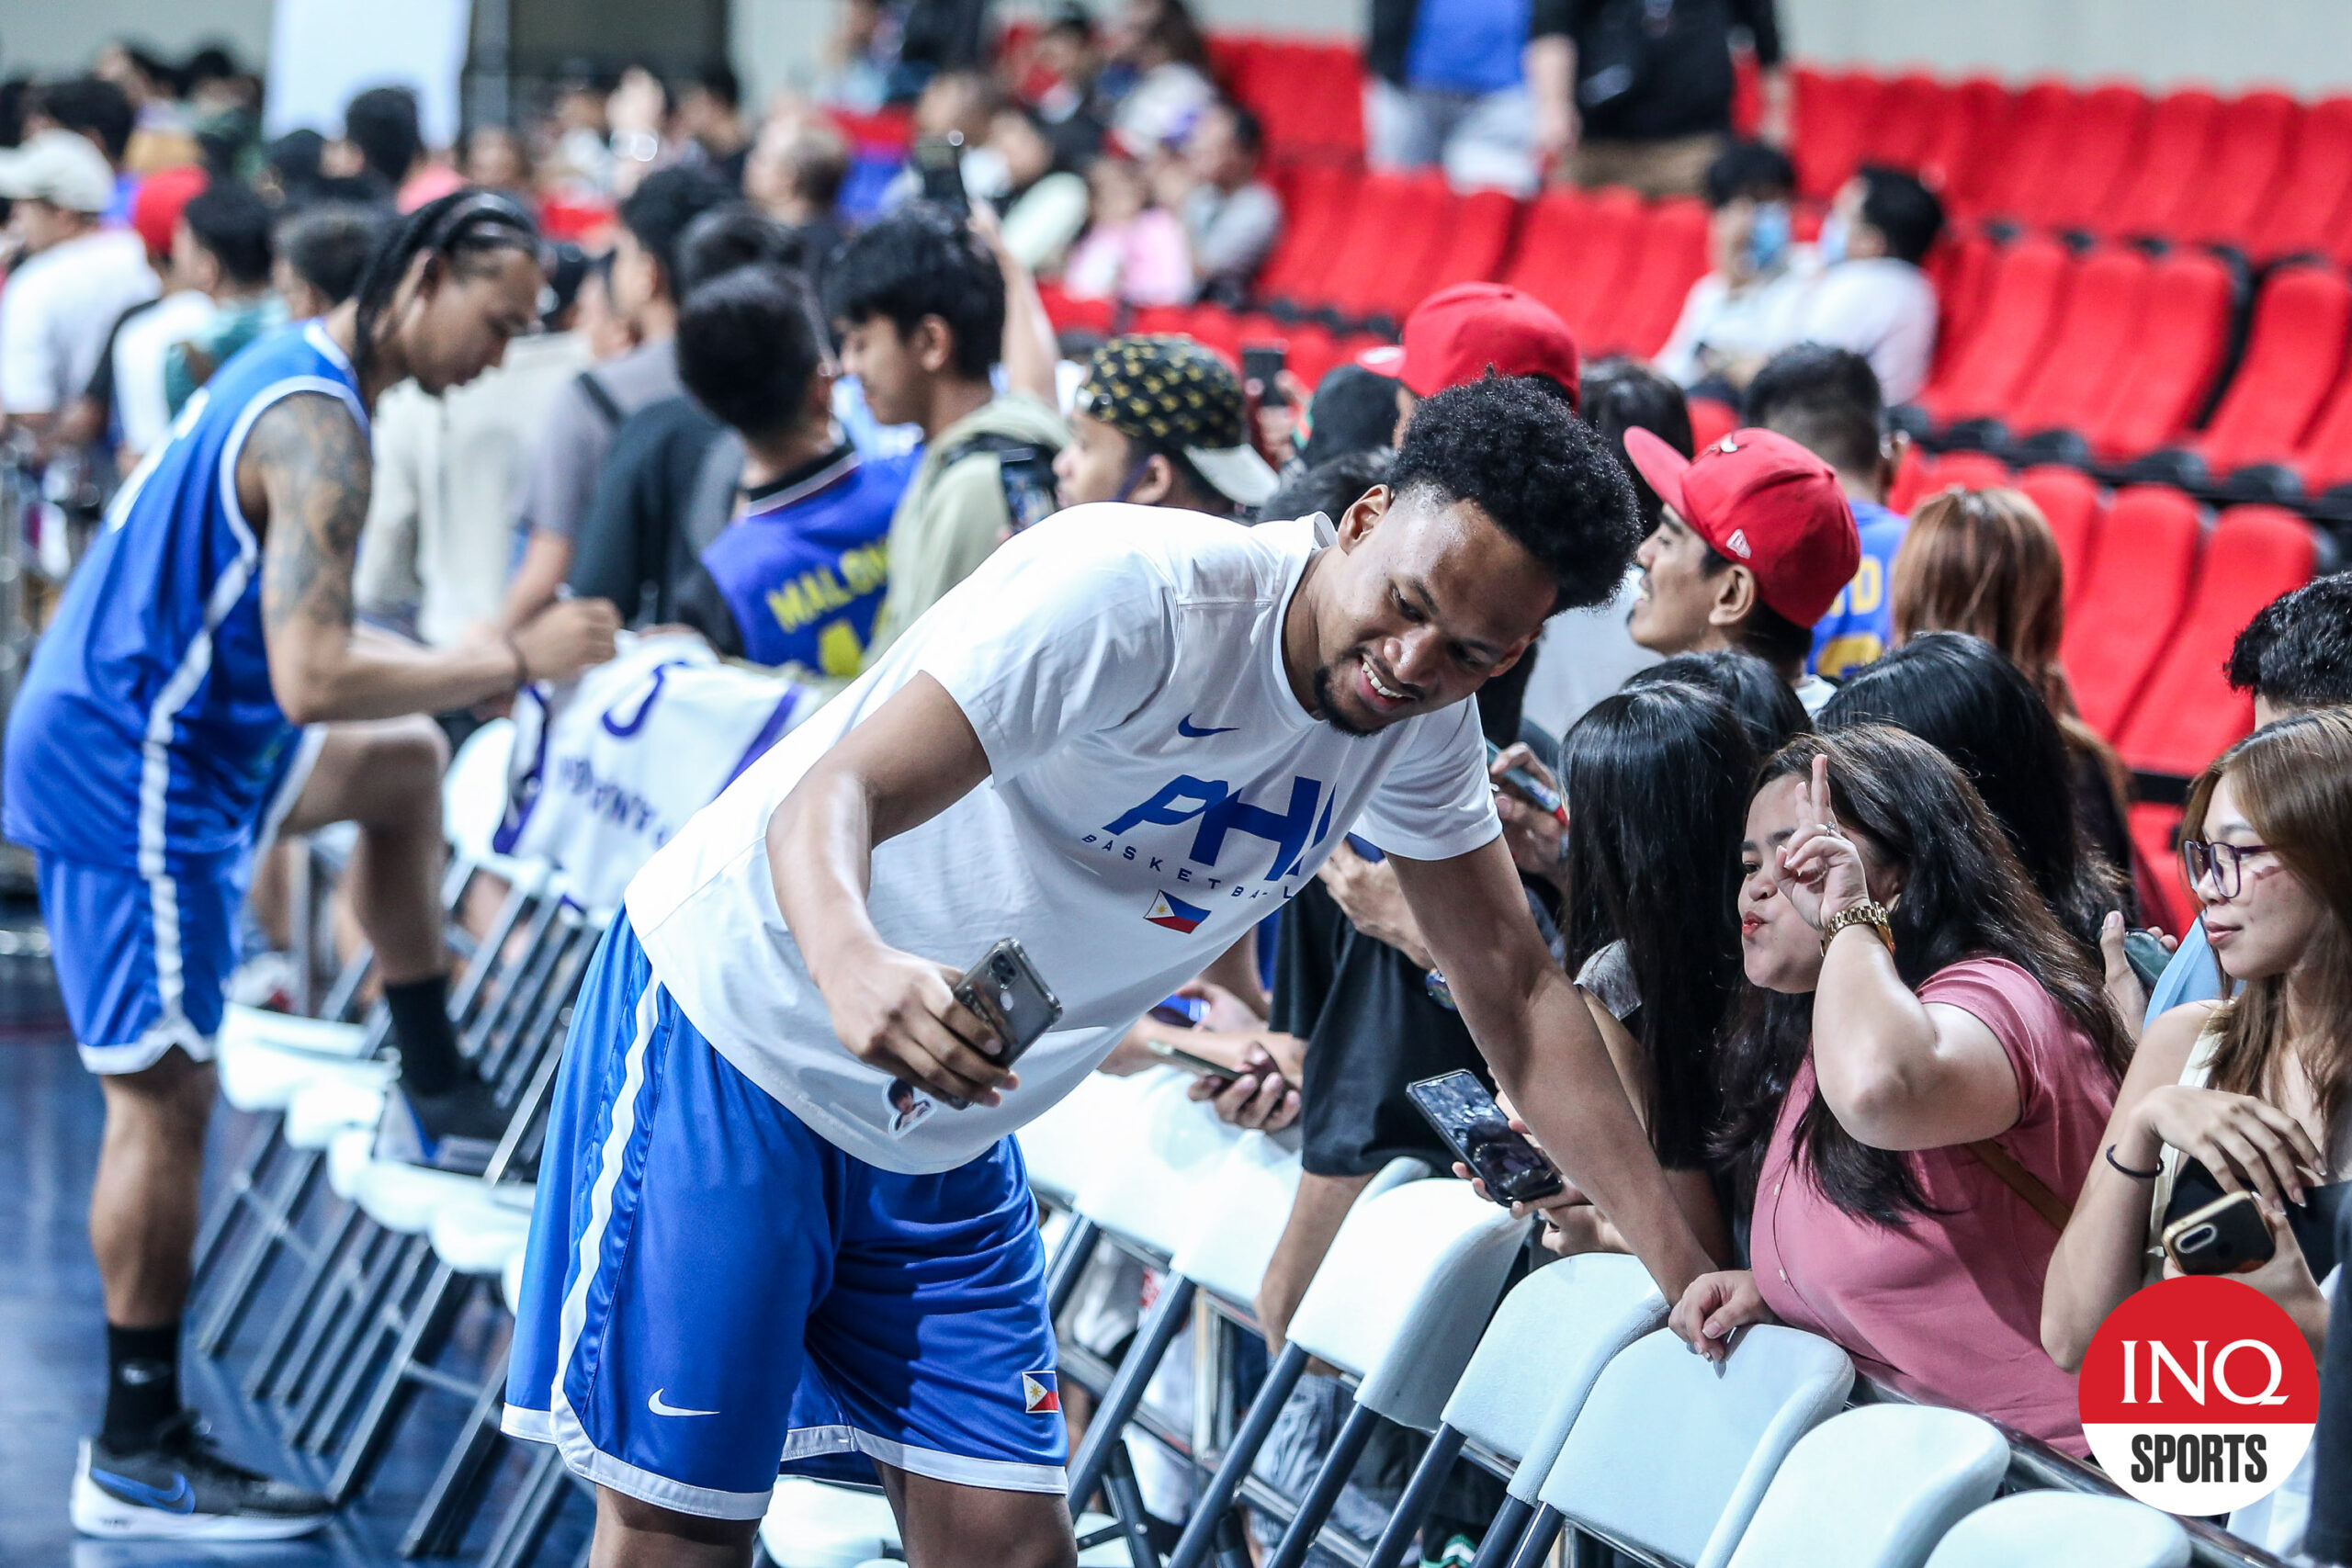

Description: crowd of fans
[3,12,2349,1567]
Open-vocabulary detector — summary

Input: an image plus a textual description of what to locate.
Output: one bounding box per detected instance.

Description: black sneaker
[376,1072,508,1174]
[72,1411,332,1540]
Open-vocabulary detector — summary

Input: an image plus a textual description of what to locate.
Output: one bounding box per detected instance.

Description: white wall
[2,0,275,77]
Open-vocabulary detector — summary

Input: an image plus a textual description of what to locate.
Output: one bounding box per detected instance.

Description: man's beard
[1310,660,1381,738]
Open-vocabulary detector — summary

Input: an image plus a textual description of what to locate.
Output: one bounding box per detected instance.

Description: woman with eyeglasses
[2043,707,2351,1371]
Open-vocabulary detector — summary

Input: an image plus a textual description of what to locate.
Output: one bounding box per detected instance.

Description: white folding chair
[1724,1404,2010,1568]
[1528,1325,1855,1568]
[1921,1492,2191,1568]
[1168,1178,1531,1568]
[1363,1253,1666,1568]
[1019,1068,1155,1320]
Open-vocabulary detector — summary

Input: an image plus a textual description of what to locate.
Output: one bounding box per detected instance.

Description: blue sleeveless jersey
[701,446,913,676]
[6,322,365,870]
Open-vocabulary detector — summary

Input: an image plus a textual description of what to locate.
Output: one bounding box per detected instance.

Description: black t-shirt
[1532,0,1783,141]
[566,394,741,626]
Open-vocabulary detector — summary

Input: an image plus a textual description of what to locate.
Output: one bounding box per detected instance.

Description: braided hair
[348,187,541,389]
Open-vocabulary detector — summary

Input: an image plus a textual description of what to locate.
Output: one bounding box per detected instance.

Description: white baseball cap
[0,130,116,214]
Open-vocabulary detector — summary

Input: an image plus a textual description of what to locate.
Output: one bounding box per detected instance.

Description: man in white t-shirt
[502,376,1720,1566]
[0,130,157,444]
[1764,166,1944,406]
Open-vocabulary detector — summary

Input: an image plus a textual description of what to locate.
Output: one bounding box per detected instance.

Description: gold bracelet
[1820,899,1894,954]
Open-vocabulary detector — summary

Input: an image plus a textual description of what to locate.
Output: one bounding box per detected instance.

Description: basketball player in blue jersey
[6,190,618,1539]
[503,377,1724,1566]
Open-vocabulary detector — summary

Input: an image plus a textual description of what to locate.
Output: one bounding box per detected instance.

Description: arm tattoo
[253,393,373,638]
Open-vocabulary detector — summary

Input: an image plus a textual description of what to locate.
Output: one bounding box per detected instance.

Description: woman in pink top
[1669,727,2129,1454]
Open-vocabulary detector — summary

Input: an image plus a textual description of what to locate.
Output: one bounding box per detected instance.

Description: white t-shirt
[0,228,157,416]
[625,506,1501,1173]
[1772,254,1939,406]
[112,290,216,457]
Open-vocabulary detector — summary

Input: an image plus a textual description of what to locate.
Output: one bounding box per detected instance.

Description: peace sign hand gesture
[1776,754,1874,932]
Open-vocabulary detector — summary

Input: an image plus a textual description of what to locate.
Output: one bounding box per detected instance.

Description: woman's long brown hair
[1891,484,2129,817]
[2184,706,2352,1146]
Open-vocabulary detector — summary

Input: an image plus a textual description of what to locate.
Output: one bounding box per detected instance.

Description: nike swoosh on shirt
[648,1388,719,1417]
[91,1468,195,1513]
[1177,716,1238,738]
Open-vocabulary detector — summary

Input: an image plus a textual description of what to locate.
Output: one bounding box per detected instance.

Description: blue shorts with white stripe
[38,852,244,1075]
[501,913,1068,1520]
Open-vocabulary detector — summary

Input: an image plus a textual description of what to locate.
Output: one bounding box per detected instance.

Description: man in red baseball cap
[1622,425,1860,714]
[1357,280,1580,443]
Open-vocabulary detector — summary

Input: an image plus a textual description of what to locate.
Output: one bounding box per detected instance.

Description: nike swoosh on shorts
[647,1388,719,1417]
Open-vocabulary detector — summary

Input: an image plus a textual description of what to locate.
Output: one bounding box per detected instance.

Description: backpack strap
[1968,1138,2072,1231]
[933,430,1063,535]
[574,368,626,430]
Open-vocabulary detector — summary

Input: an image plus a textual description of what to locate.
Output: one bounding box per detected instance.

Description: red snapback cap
[1356,282,1580,407]
[1623,426,1860,628]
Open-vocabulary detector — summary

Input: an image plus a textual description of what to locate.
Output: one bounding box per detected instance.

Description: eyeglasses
[2180,839,2274,900]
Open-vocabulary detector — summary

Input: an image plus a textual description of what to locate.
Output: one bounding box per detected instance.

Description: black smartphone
[2122,929,2170,990]
[1148,994,1208,1028]
[2166,1159,2346,1278]
[1407,1069,1565,1206]
[934,938,1062,1109]
[1143,1038,1238,1085]
[2163,1190,2275,1276]
[913,132,968,216]
[1484,738,1566,823]
[1242,344,1288,406]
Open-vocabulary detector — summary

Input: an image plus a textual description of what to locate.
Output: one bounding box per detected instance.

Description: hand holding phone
[1408,1070,1566,1206]
[2162,1190,2276,1275]
[913,132,969,216]
[914,938,1062,1112]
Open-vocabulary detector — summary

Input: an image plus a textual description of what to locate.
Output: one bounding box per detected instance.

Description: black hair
[266,128,326,188]
[1822,632,2125,952]
[1713,726,2131,1223]
[181,180,274,287]
[619,164,735,302]
[183,45,243,86]
[1704,140,1796,209]
[825,201,1006,381]
[1743,344,1885,477]
[1626,649,1810,759]
[1562,682,1758,1168]
[344,85,424,186]
[692,61,742,110]
[1695,546,1822,666]
[122,46,185,97]
[40,76,134,163]
[1388,374,1643,614]
[276,201,391,307]
[541,241,591,328]
[678,264,823,442]
[1581,355,1692,532]
[2227,571,2352,712]
[1044,0,1096,39]
[348,188,540,385]
[674,203,807,298]
[1257,447,1393,525]
[1856,164,1944,265]
[1214,98,1264,157]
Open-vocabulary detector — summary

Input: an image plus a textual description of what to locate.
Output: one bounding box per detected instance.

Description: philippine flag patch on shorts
[1022,1371,1060,1414]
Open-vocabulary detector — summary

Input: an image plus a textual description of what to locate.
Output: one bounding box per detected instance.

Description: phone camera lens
[998,986,1016,1013]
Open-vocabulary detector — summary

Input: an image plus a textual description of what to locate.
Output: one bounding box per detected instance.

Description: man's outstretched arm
[766,672,1012,1106]
[1391,835,1718,1303]
[247,392,617,724]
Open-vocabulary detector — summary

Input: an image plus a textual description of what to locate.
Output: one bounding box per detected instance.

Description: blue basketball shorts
[38,853,245,1075]
[502,914,1067,1519]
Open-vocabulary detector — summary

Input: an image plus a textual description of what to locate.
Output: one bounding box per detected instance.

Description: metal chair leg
[325,1262,474,1503]
[1045,1216,1102,1322]
[1265,1401,1384,1568]
[297,1233,427,1450]
[245,1198,364,1402]
[1500,1502,1566,1568]
[481,1446,578,1568]
[1162,1341,1310,1568]
[190,1114,282,1290]
[1464,1495,1535,1568]
[275,1218,392,1414]
[1068,1276,1195,1509]
[194,1145,322,1354]
[401,1346,513,1558]
[1366,1422,1467,1568]
[1101,1441,1161,1568]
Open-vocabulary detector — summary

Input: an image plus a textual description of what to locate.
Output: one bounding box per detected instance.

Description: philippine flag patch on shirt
[1144,890,1208,933]
[1022,1371,1060,1414]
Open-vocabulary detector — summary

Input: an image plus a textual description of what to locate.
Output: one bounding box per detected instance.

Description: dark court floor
[0,907,591,1568]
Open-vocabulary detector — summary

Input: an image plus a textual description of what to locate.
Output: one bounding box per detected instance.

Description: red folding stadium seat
[2174,90,2301,249]
[1597,197,1711,357]
[1792,68,1888,201]
[2082,249,2235,461]
[2192,264,2352,475]
[1913,236,2074,426]
[2007,247,2154,440]
[1923,230,1997,386]
[1036,282,1115,340]
[2017,84,2152,233]
[2130,802,2190,936]
[1314,173,1451,321]
[1922,76,2016,220]
[2059,485,2203,739]
[1308,45,1369,165]
[1972,81,2082,223]
[1415,189,1519,301]
[2096,88,2220,239]
[1886,444,1939,515]
[1690,396,1738,453]
[2289,367,2352,492]
[1499,186,1642,345]
[1929,450,2016,492]
[1251,165,1354,306]
[2013,465,2106,610]
[2116,504,2316,776]
[1859,72,1947,175]
[2245,96,2352,262]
